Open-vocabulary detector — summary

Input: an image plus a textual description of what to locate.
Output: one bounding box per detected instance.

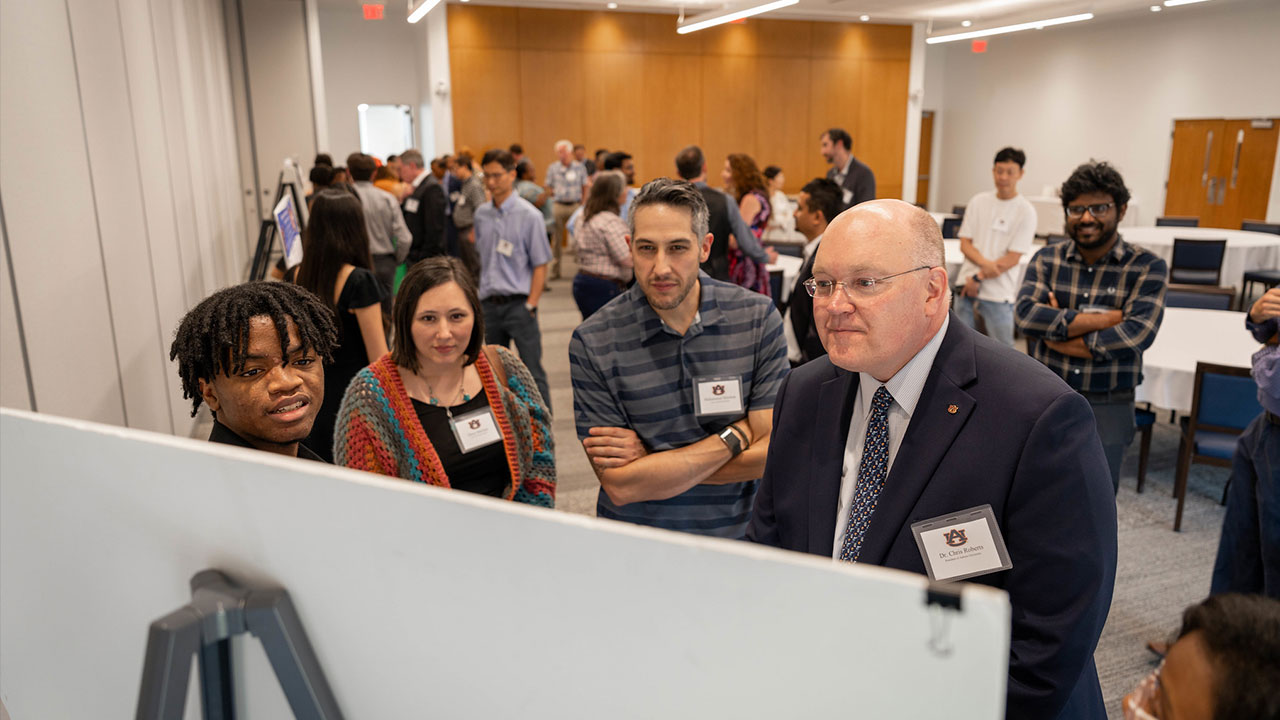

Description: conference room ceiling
[351,0,1246,34]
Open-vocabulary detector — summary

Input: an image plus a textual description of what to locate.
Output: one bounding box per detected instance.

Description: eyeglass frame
[803,265,934,300]
[1064,202,1115,219]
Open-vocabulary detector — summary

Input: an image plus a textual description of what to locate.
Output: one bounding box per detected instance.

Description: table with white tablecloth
[766,254,804,304]
[1121,226,1280,293]
[1135,307,1260,413]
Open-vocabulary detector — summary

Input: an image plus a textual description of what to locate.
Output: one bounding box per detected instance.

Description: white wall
[318,4,429,163]
[925,0,1280,225]
[0,0,248,435]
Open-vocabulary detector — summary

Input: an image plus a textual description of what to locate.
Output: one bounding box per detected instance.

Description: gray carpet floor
[197,258,1232,718]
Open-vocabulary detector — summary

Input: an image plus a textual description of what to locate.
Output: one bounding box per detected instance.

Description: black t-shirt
[410,393,511,498]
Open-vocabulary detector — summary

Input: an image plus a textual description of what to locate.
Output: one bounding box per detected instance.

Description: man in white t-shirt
[955,147,1036,347]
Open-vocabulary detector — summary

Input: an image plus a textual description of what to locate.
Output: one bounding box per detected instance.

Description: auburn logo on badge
[468,419,481,430]
[943,528,967,547]
[712,384,725,396]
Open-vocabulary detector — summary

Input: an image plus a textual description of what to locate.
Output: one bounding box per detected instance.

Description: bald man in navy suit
[747,200,1116,719]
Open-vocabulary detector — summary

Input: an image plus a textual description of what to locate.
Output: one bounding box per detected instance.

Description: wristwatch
[717,425,745,458]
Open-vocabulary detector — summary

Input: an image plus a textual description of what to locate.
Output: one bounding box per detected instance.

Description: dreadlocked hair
[169,281,338,416]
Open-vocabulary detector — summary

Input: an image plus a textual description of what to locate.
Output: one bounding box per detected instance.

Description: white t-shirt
[956,191,1036,303]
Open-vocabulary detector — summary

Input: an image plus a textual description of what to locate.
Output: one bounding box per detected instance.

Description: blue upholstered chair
[941,217,961,239]
[1173,363,1261,531]
[1164,283,1235,311]
[1135,407,1156,493]
[1241,220,1280,236]
[1156,216,1199,228]
[1170,238,1227,286]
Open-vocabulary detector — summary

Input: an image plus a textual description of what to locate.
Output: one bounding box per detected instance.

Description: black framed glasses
[1065,202,1114,218]
[804,266,933,299]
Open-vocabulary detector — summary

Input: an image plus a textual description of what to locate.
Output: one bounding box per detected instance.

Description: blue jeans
[954,296,1015,347]
[1211,412,1280,598]
[572,273,623,319]
[481,298,551,413]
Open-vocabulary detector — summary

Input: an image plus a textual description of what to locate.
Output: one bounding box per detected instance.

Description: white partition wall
[0,409,1011,718]
[0,0,247,437]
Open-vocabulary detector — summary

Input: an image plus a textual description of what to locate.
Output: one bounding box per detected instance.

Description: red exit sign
[363,4,384,20]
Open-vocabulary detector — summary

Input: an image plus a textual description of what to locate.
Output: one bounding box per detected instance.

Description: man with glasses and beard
[1015,161,1168,492]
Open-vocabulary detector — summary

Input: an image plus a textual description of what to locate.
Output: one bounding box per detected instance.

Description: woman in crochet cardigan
[334,257,554,506]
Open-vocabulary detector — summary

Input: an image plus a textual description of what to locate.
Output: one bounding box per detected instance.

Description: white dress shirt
[831,315,951,556]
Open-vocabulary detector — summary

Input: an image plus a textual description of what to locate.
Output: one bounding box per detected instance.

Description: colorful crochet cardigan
[334,347,555,507]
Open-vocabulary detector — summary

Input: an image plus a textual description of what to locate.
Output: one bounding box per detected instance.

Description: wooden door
[1164,119,1225,223]
[1214,119,1278,228]
[917,110,934,207]
[1165,118,1278,229]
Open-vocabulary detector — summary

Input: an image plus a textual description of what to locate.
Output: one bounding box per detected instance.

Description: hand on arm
[1250,288,1280,324]
[1043,291,1118,357]
[959,237,998,278]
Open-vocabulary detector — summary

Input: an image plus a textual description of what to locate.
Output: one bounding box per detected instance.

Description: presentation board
[0,409,1011,718]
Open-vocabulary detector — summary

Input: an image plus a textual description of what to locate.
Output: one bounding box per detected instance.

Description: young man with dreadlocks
[170,281,338,460]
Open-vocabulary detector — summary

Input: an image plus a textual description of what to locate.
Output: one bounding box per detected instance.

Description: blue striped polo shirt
[569,274,790,538]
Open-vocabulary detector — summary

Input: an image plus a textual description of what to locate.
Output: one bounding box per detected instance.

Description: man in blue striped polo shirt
[569,178,789,538]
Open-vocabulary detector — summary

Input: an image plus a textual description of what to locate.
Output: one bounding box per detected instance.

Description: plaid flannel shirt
[1014,236,1167,392]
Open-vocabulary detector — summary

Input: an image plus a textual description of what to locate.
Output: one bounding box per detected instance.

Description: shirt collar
[857,314,950,420]
[207,420,325,462]
[411,169,430,187]
[838,156,853,177]
[494,191,520,213]
[803,232,823,259]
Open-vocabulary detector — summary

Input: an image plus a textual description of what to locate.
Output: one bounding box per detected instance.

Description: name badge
[910,504,1013,583]
[1080,304,1113,313]
[496,238,515,257]
[565,171,576,182]
[449,407,502,454]
[841,187,853,204]
[404,198,420,213]
[993,216,1009,231]
[693,376,744,417]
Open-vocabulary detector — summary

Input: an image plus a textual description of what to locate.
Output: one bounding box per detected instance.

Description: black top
[697,185,733,281]
[410,393,511,498]
[298,268,384,462]
[207,420,326,462]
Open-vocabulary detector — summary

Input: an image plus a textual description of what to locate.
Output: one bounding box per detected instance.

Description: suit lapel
[808,365,858,555]
[856,320,978,567]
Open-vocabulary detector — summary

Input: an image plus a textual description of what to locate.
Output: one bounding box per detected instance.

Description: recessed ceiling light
[860,14,870,21]
[1150,4,1162,10]
[1164,0,1211,6]
[961,20,972,27]
[607,2,617,7]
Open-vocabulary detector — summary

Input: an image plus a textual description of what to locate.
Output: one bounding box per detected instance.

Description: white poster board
[0,409,1010,718]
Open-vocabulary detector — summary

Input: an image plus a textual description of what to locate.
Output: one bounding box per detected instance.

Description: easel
[135,569,343,720]
[248,159,308,282]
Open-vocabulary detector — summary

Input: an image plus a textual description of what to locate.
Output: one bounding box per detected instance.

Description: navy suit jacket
[747,318,1117,719]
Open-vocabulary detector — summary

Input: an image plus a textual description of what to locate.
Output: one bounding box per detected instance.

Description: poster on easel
[273,193,304,269]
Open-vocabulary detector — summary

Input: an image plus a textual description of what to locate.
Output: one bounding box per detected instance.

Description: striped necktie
[839,386,894,563]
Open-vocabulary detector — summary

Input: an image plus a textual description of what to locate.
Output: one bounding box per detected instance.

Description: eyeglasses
[1065,202,1114,218]
[804,266,932,299]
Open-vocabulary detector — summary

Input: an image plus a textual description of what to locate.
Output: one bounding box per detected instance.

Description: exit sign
[363,4,384,19]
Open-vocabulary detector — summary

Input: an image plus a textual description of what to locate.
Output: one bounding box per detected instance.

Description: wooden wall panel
[450,47,522,155]
[642,53,702,181]
[447,5,910,197]
[858,59,909,199]
[700,55,758,174]
[582,52,645,177]
[756,57,812,191]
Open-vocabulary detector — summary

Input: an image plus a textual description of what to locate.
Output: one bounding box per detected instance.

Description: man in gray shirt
[348,153,410,312]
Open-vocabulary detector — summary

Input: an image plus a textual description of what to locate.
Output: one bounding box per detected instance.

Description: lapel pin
[947,404,958,414]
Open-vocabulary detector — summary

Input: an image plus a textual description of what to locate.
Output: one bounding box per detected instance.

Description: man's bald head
[812,199,951,381]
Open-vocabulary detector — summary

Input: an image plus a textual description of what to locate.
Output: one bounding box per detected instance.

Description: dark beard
[1071,223,1115,250]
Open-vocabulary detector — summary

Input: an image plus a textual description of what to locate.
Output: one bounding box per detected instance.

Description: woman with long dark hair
[571,170,633,318]
[289,188,387,461]
[722,153,773,297]
[334,257,554,506]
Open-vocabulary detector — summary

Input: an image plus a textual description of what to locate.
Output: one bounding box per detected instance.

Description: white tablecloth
[1135,307,1259,413]
[943,239,1032,289]
[767,254,804,304]
[1122,226,1280,293]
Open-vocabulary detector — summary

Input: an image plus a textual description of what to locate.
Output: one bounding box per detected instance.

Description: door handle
[1217,177,1227,205]
[1230,129,1244,189]
[1201,129,1214,186]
